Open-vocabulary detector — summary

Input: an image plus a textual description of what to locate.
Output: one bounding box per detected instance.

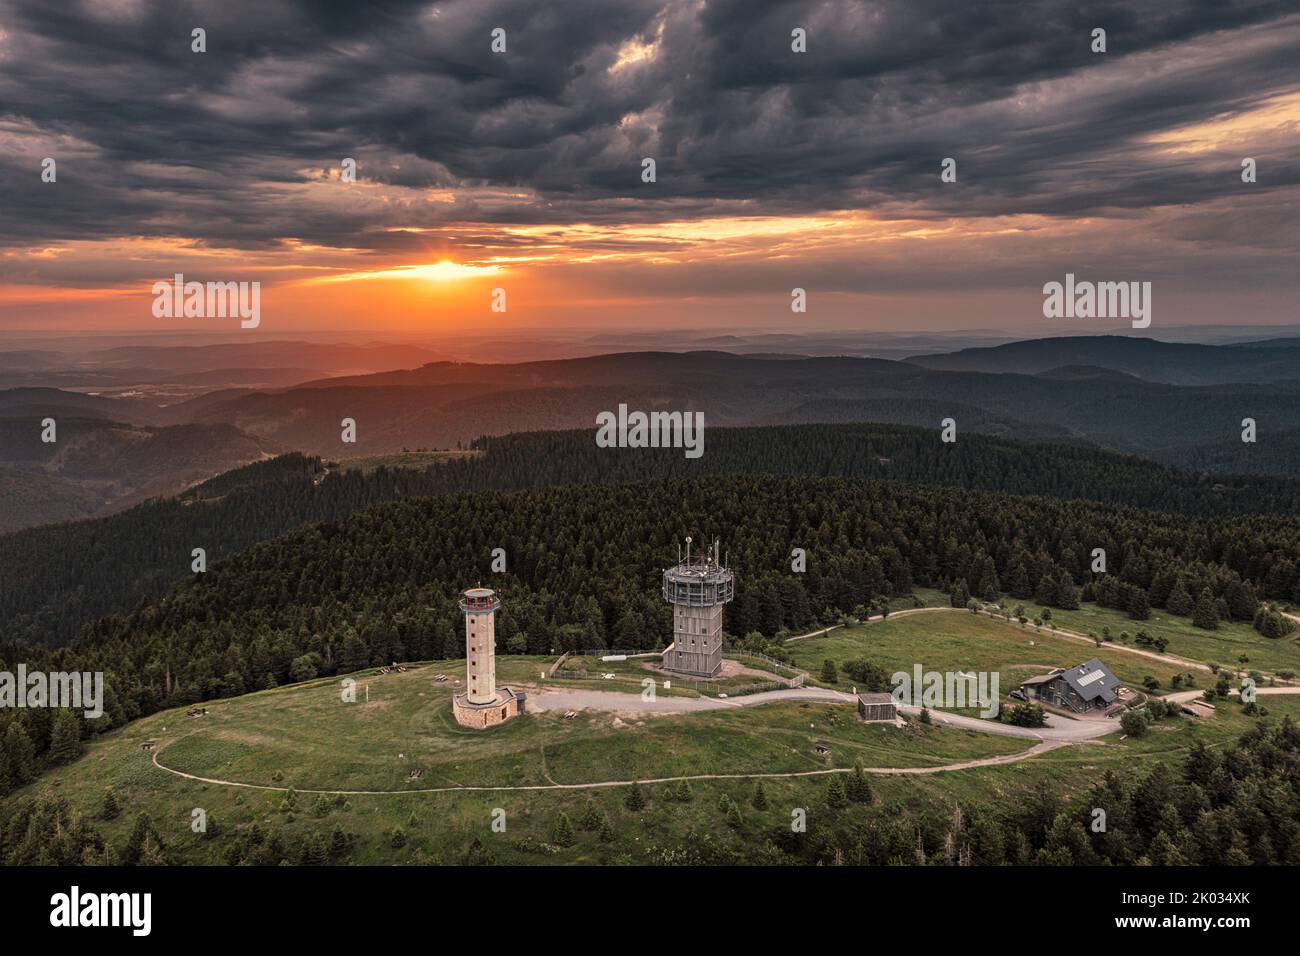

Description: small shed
[857,692,897,722]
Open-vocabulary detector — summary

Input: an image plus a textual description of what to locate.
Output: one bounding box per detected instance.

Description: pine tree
[597,814,615,843]
[1192,588,1219,630]
[675,779,694,802]
[462,837,495,865]
[100,787,121,821]
[122,813,163,866]
[329,825,350,860]
[3,722,35,785]
[1127,587,1150,621]
[552,811,576,847]
[624,782,645,811]
[1034,573,1059,607]
[950,579,971,608]
[577,801,602,831]
[826,773,847,809]
[846,760,873,804]
[820,659,838,683]
[139,833,170,866]
[1055,570,1081,610]
[301,833,328,865]
[722,794,744,829]
[47,710,83,764]
[751,780,769,810]
[1166,578,1194,615]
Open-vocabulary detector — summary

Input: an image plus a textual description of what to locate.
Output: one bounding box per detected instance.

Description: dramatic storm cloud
[0,0,1296,330]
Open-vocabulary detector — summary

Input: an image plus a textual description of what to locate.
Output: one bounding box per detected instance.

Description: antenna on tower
[685,536,692,565]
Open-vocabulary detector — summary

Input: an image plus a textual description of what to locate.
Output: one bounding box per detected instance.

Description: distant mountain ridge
[5,343,1294,476]
[151,348,1300,474]
[905,335,1300,386]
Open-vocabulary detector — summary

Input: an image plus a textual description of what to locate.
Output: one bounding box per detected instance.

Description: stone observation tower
[451,587,522,729]
[661,537,734,677]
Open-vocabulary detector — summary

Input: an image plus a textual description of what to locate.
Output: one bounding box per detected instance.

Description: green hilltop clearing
[791,610,1193,698]
[13,602,1300,864]
[15,657,1296,865]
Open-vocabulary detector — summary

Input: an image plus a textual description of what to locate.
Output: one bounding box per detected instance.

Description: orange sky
[2,25,1297,336]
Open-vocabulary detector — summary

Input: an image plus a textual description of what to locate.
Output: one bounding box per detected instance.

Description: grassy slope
[24,667,1295,865]
[787,609,1194,699]
[1037,603,1300,675]
[20,658,1027,863]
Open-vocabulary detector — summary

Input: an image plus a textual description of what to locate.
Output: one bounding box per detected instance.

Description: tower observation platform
[661,538,734,677]
[452,587,522,729]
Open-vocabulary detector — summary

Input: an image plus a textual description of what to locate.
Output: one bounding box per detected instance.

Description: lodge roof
[1060,658,1121,703]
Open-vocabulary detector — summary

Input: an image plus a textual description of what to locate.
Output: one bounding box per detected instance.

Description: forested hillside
[4,424,1299,647]
[0,416,276,531]
[2,471,1297,789]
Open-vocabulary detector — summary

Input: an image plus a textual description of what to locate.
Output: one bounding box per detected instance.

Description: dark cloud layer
[0,0,1297,268]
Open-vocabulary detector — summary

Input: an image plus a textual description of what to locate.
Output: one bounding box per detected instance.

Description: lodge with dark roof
[1019,658,1123,715]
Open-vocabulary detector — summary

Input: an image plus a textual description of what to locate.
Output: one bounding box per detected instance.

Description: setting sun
[308,260,503,286]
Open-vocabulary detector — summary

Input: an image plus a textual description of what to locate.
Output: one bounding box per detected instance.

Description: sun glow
[307,259,503,285]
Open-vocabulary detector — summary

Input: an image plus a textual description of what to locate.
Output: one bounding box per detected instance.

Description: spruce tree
[552,811,576,847]
[100,787,121,821]
[329,825,350,860]
[1192,588,1219,630]
[139,833,170,866]
[846,760,873,804]
[597,814,615,843]
[624,782,646,811]
[577,800,602,831]
[463,837,495,865]
[1166,578,1194,616]
[122,813,163,866]
[3,722,34,785]
[826,773,847,809]
[48,710,83,764]
[301,833,328,865]
[723,795,744,829]
[751,780,769,810]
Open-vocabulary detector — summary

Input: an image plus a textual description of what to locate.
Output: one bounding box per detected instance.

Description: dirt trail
[150,734,1056,795]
